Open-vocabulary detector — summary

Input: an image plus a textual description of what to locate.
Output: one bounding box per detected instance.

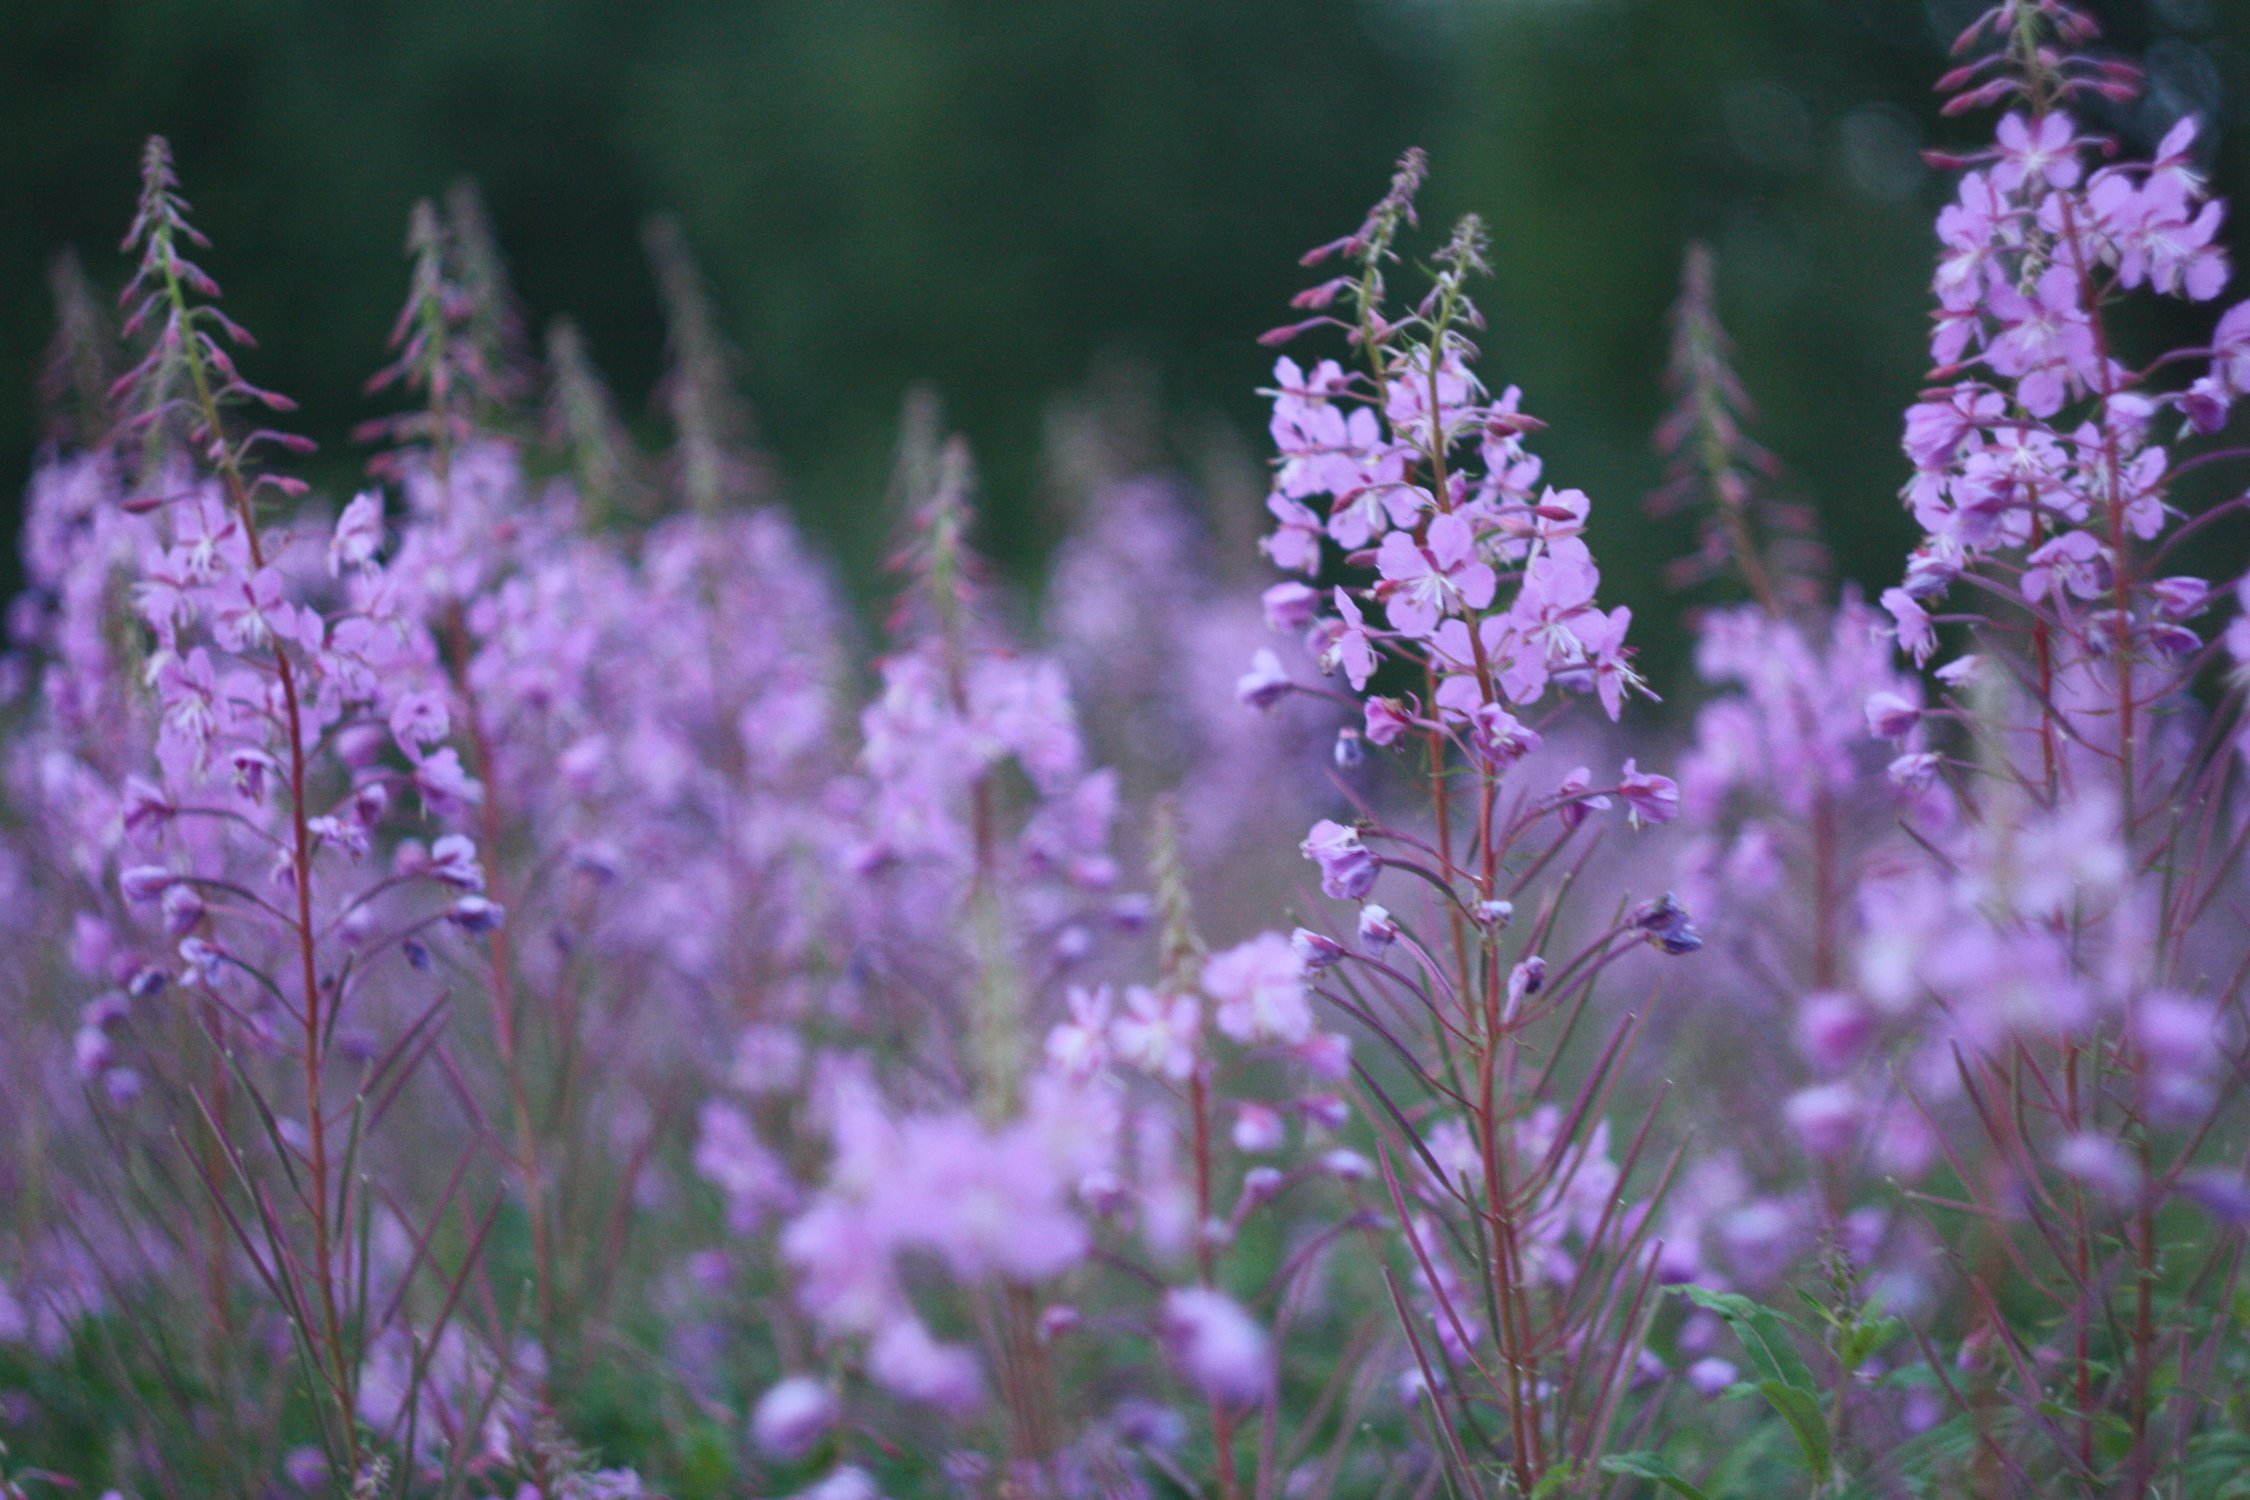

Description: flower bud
[1357,904,1397,957]
[1233,1103,1285,1153]
[1160,1288,1271,1408]
[1291,928,1346,971]
[446,895,505,933]
[751,1376,840,1462]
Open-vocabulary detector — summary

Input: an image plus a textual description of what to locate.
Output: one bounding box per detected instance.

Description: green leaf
[1599,1452,1717,1500]
[1756,1380,1833,1484]
[1678,1285,1818,1393]
[1840,1315,1904,1372]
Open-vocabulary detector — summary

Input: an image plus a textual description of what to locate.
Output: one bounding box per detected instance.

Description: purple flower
[1233,1104,1285,1154]
[868,1318,984,1416]
[1617,760,1679,828]
[1865,691,1921,740]
[1364,696,1412,747]
[1467,703,1541,767]
[1881,587,1936,665]
[1260,494,1324,576]
[1159,1287,1270,1408]
[1299,818,1378,900]
[1235,648,1292,711]
[1111,985,1200,1080]
[1376,512,1495,639]
[329,491,385,575]
[1206,932,1313,1046]
[1992,111,2080,193]
[751,1377,839,1461]
[1045,984,1113,1080]
[1324,589,1379,691]
[1261,581,1318,630]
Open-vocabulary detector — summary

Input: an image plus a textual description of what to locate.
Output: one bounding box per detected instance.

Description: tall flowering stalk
[1646,245,1953,1478]
[1253,154,1694,1494]
[101,138,503,1487]
[1868,3,2250,1491]
[1649,243,1827,616]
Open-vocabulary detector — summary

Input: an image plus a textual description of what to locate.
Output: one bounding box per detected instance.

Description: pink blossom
[1617,760,1679,828]
[1992,111,2081,193]
[1159,1287,1270,1408]
[1299,818,1378,900]
[1111,985,1200,1080]
[1376,512,1494,638]
[1206,931,1313,1046]
[1324,589,1378,691]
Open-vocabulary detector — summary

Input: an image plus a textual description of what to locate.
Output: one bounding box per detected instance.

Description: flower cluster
[5,11,2250,1496]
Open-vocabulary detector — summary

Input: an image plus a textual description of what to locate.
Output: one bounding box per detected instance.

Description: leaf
[1756,1380,1833,1484]
[1599,1452,1717,1500]
[1840,1315,1904,1372]
[1678,1285,1818,1393]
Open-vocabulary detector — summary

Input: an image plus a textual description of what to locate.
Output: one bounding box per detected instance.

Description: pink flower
[2020,531,2111,603]
[2213,299,2250,393]
[868,1318,984,1416]
[1324,590,1378,692]
[1881,587,1936,664]
[1236,648,1291,710]
[1555,765,1610,830]
[1467,703,1541,767]
[1261,581,1318,630]
[1111,985,1200,1080]
[750,1377,839,1462]
[1983,265,2098,417]
[1864,691,1921,740]
[1206,931,1313,1045]
[1364,696,1413,747]
[1260,494,1324,575]
[1299,819,1378,900]
[1160,1287,1270,1408]
[1045,984,1113,1080]
[1784,1084,1863,1162]
[329,492,384,576]
[387,688,452,751]
[1376,512,1495,638]
[1576,605,1637,721]
[1233,1104,1285,1154]
[1617,760,1678,828]
[1992,111,2080,193]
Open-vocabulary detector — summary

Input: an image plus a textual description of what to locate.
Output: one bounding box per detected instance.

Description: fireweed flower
[1828,4,2250,1489]
[17,138,514,1483]
[9,15,2250,1497]
[1255,152,1692,1493]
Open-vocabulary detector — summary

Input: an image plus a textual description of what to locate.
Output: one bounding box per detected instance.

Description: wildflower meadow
[5,3,2250,1496]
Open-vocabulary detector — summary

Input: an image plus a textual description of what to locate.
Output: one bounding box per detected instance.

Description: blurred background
[3,0,2245,681]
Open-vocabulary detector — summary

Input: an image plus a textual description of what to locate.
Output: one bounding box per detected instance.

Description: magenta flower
[1299,818,1378,901]
[1045,984,1113,1081]
[1467,703,1541,767]
[1235,648,1292,710]
[1881,587,1937,664]
[751,1377,840,1462]
[1992,111,2080,193]
[1617,760,1679,828]
[1324,589,1378,691]
[1376,512,1494,638]
[1259,494,1324,575]
[1206,931,1313,1046]
[328,492,384,576]
[1159,1287,1271,1408]
[1110,984,1200,1080]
